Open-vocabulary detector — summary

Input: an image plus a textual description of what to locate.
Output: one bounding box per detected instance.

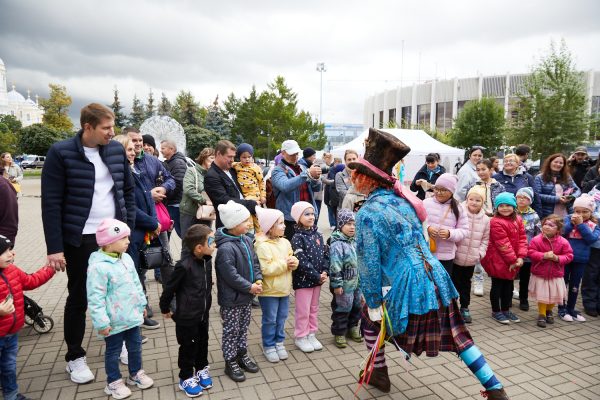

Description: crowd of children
[3,153,600,400]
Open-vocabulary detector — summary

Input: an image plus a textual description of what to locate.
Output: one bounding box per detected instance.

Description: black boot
[481,387,510,399]
[359,366,390,393]
[237,350,259,373]
[224,359,246,382]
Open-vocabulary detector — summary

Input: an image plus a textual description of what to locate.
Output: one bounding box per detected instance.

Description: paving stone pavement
[12,178,600,400]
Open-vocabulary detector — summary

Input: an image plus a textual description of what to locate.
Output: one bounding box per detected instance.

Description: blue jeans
[258,296,289,348]
[561,262,586,315]
[167,205,182,238]
[104,327,142,383]
[0,334,18,400]
[327,205,337,227]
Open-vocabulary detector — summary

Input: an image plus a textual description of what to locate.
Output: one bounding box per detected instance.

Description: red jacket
[528,234,573,279]
[0,264,55,336]
[481,215,527,280]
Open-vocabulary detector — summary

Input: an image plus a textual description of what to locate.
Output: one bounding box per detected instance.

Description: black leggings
[490,277,514,312]
[452,265,475,309]
[518,261,531,303]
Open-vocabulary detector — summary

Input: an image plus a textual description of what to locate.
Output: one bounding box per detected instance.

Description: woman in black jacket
[409,153,445,200]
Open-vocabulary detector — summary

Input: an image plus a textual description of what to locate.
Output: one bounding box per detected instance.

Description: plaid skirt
[361,293,473,357]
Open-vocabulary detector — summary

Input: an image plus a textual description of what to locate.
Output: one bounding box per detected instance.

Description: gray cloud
[1,0,599,125]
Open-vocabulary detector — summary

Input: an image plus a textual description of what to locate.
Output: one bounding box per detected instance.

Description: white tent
[331,129,464,185]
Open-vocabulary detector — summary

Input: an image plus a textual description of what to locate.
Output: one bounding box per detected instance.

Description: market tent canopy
[331,129,465,185]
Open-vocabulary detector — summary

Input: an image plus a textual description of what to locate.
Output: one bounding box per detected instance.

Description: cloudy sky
[1,0,599,126]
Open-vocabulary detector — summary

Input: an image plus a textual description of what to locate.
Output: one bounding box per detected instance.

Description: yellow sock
[546,304,554,313]
[538,303,547,316]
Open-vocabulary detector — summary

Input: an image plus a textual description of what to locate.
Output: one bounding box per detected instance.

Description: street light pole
[316,62,327,123]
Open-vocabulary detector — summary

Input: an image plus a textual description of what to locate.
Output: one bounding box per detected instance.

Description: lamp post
[316,62,327,123]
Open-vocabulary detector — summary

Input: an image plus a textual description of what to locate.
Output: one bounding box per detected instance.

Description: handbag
[139,237,172,270]
[192,166,216,220]
[155,202,171,232]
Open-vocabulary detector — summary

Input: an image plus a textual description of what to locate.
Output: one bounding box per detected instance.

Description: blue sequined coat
[356,188,458,335]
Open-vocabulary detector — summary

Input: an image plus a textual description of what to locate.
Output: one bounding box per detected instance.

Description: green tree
[0,115,22,134]
[146,90,155,118]
[448,97,506,154]
[0,123,18,154]
[38,83,73,133]
[205,95,231,139]
[185,125,221,158]
[128,95,146,128]
[17,124,63,155]
[171,91,203,126]
[109,87,127,129]
[158,92,172,116]
[509,40,588,157]
[225,76,325,158]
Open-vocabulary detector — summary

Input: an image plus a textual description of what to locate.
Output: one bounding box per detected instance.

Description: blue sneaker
[492,311,509,324]
[196,366,213,389]
[179,377,202,397]
[505,311,520,323]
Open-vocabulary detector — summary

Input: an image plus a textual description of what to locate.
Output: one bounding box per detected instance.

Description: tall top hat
[348,128,411,184]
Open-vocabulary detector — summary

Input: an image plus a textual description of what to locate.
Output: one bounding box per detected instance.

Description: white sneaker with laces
[66,356,95,384]
[127,369,154,389]
[104,379,132,399]
[120,343,128,365]
[307,333,323,351]
[294,336,314,353]
[275,343,288,360]
[473,274,484,296]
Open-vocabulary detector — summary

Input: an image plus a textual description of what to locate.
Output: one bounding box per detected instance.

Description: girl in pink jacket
[424,173,469,275]
[453,186,490,323]
[528,215,573,328]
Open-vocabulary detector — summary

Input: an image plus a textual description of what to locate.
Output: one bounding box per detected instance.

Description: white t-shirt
[83,147,116,234]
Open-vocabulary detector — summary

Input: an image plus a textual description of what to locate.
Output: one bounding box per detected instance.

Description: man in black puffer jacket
[41,103,135,385]
[160,139,188,238]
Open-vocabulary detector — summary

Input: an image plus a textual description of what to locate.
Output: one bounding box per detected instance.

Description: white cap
[281,139,302,155]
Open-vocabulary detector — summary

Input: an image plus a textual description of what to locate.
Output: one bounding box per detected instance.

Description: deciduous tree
[38,84,73,133]
[448,97,505,154]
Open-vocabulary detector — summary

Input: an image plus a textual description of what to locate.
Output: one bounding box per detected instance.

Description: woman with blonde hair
[1,152,23,195]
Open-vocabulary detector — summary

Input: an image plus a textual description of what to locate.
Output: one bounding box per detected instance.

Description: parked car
[21,155,46,169]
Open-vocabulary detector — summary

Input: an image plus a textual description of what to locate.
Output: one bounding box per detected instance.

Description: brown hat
[574,146,588,155]
[348,128,410,185]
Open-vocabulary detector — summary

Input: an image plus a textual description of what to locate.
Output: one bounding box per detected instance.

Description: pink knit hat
[255,206,284,234]
[573,194,596,212]
[435,173,458,193]
[96,219,130,246]
[290,201,314,224]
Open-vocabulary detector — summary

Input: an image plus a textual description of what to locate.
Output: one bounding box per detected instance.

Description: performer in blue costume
[350,128,509,400]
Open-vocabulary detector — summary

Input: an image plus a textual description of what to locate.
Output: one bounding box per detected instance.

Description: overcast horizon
[1,0,599,127]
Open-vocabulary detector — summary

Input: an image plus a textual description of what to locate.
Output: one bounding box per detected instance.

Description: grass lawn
[23,169,42,178]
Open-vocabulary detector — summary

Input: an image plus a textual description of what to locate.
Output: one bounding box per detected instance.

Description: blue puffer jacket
[533,174,581,218]
[271,161,321,222]
[493,170,541,214]
[563,218,600,263]
[133,152,175,195]
[42,131,135,254]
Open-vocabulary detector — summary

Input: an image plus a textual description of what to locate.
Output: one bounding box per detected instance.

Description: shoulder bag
[192,166,216,220]
[139,235,173,270]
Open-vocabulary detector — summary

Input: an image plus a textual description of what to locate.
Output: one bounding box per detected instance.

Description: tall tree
[184,125,221,158]
[158,92,172,116]
[224,76,325,158]
[171,90,202,126]
[38,83,73,133]
[146,90,155,118]
[109,87,127,129]
[448,97,506,154]
[205,95,231,139]
[509,40,588,158]
[0,115,21,154]
[128,95,146,128]
[17,124,64,155]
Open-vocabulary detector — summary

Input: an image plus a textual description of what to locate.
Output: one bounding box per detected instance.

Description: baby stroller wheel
[33,315,54,334]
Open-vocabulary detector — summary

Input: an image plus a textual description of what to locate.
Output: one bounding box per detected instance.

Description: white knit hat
[217,200,251,229]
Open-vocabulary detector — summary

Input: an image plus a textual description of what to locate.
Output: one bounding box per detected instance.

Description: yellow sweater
[254,235,298,297]
[233,162,266,201]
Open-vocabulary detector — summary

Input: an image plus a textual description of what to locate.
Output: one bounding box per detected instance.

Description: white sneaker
[560,313,574,322]
[572,313,586,322]
[127,369,154,389]
[120,343,128,365]
[263,347,280,363]
[473,274,484,296]
[275,343,288,360]
[104,379,132,399]
[307,333,323,351]
[66,356,95,384]
[294,336,314,353]
[512,290,520,300]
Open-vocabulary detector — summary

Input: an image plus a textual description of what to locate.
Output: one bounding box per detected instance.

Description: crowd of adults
[2,101,600,387]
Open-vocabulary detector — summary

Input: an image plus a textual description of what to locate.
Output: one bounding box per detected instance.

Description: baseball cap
[281,140,302,155]
[574,146,588,154]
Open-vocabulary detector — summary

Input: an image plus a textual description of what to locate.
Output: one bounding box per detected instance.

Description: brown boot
[481,387,509,400]
[359,366,391,393]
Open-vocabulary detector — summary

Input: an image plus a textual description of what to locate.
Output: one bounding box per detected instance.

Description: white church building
[0,57,44,127]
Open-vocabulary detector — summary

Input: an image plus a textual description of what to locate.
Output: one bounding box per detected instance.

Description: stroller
[23,295,54,334]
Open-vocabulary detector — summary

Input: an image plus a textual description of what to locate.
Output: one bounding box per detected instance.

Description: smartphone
[3,294,13,303]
